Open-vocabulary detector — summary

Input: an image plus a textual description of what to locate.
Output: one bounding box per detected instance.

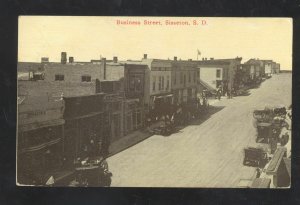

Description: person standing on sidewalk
[256,168,261,178]
[217,86,222,100]
[228,87,233,99]
[101,126,111,158]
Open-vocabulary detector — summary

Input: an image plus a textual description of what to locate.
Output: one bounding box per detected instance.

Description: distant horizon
[18,16,292,70]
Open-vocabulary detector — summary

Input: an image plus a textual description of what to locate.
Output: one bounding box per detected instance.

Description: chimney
[188,59,192,61]
[202,58,204,61]
[61,52,67,64]
[210,57,214,60]
[174,56,177,61]
[41,57,49,63]
[102,57,107,80]
[113,56,118,63]
[205,58,207,60]
[143,54,147,59]
[69,56,74,63]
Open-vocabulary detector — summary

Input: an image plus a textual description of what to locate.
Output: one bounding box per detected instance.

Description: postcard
[17,16,292,188]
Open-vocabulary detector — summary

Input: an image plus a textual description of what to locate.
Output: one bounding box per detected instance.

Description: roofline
[63,92,105,99]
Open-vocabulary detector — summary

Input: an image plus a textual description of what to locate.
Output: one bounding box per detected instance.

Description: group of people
[146,93,210,132]
[216,85,234,100]
[78,133,110,162]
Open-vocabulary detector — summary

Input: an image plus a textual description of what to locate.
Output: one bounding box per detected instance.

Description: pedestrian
[217,86,222,100]
[228,88,232,99]
[256,168,261,178]
[89,139,97,157]
[82,144,88,159]
[147,117,151,127]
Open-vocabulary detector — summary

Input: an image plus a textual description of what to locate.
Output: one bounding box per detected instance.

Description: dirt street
[107,73,292,187]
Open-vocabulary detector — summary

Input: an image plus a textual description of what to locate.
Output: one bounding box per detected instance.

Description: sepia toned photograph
[17,16,292,188]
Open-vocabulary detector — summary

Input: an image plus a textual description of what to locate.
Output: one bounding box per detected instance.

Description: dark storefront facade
[63,94,110,162]
[124,64,147,131]
[171,60,198,105]
[104,93,124,142]
[17,97,65,185]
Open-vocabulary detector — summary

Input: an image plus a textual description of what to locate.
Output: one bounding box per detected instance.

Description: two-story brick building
[244,59,263,79]
[122,55,173,118]
[196,57,242,95]
[98,58,149,137]
[63,93,110,160]
[17,90,65,185]
[261,60,273,77]
[123,63,148,134]
[171,58,198,105]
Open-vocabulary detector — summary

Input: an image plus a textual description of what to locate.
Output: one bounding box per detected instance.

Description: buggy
[256,122,273,143]
[72,156,112,187]
[253,105,287,124]
[148,117,175,136]
[243,147,269,168]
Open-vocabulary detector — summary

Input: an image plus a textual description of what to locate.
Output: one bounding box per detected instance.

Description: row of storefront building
[17,52,280,184]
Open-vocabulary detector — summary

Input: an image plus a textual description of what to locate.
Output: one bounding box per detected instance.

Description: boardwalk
[107,73,292,187]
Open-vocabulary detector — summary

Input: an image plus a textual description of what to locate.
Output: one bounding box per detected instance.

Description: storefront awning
[153,94,173,99]
[18,119,65,132]
[155,96,163,99]
[19,138,61,154]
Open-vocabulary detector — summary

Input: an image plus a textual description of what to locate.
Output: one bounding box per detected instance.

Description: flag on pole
[197,49,201,55]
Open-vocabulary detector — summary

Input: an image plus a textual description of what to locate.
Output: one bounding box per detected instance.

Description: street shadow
[161,106,226,138]
[235,90,251,97]
[252,83,262,89]
[189,106,226,126]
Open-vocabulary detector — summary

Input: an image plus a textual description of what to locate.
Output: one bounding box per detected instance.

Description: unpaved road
[107,73,292,187]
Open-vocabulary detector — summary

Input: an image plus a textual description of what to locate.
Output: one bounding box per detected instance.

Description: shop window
[113,114,120,138]
[129,75,142,92]
[174,72,177,85]
[126,115,132,131]
[112,102,121,110]
[152,76,156,91]
[55,74,64,81]
[82,75,91,82]
[216,69,221,78]
[133,113,137,129]
[129,77,135,91]
[135,77,141,91]
[158,76,162,90]
[166,76,170,90]
[136,111,141,127]
[180,73,183,84]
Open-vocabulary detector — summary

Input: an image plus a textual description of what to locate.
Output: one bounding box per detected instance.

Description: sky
[18,16,292,70]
